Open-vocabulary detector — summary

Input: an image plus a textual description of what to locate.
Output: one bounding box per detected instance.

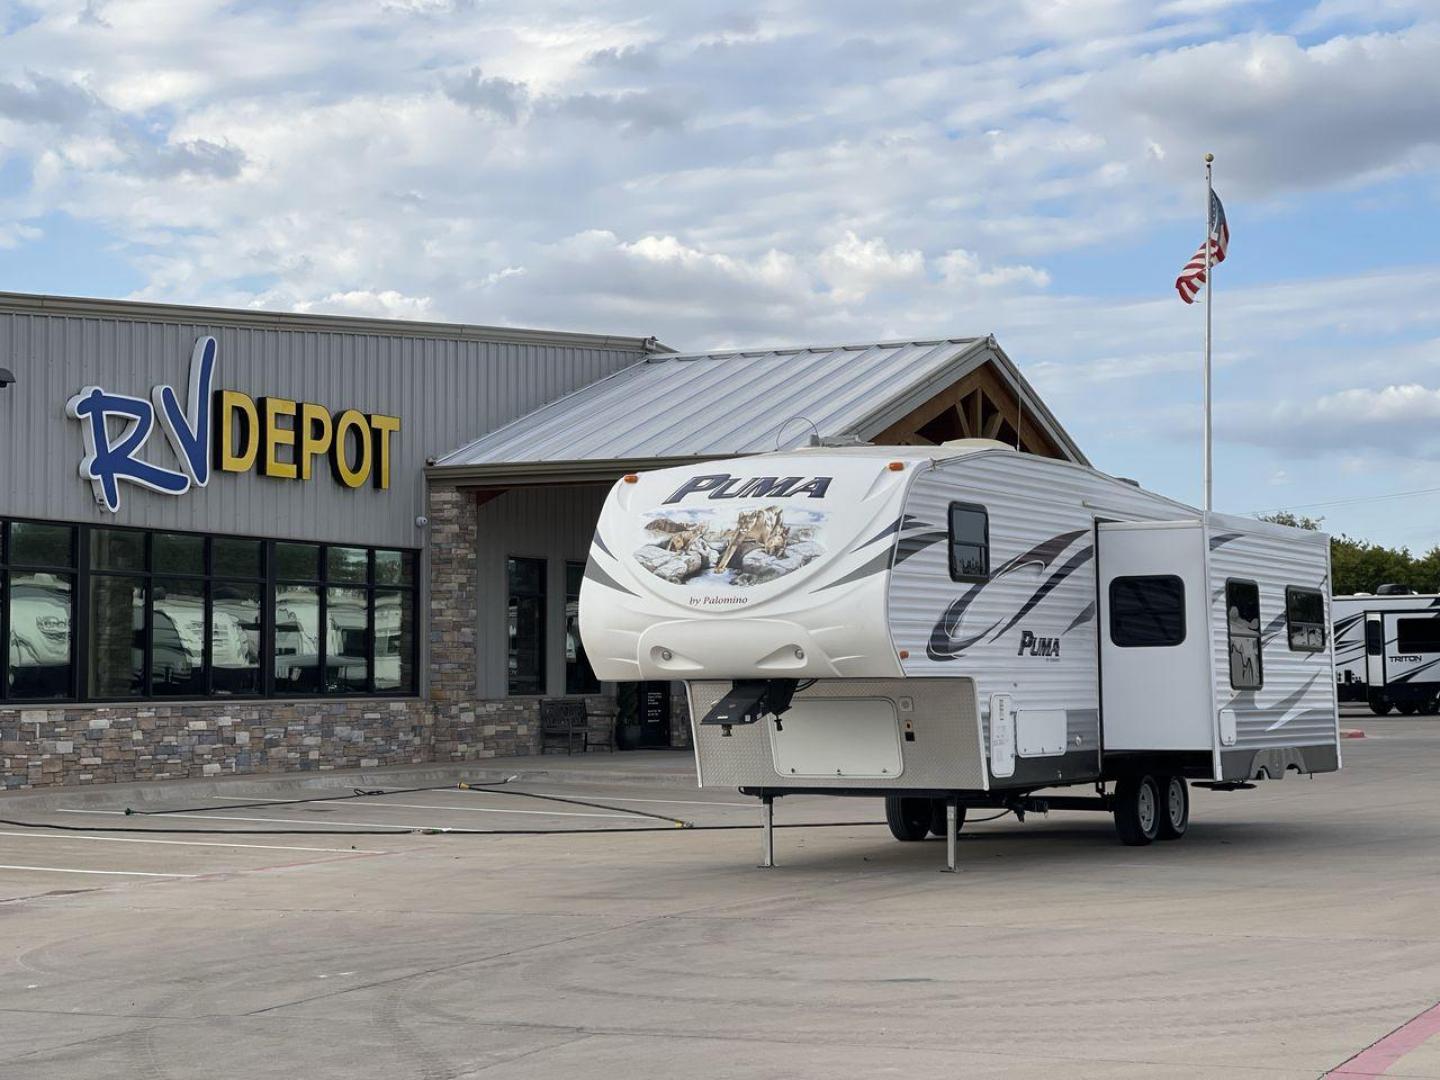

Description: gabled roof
[429,336,1086,484]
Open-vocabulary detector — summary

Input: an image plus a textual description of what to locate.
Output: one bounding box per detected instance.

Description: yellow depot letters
[214,390,401,491]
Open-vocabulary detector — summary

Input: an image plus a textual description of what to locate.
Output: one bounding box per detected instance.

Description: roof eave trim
[425,455,732,486]
[0,291,668,351]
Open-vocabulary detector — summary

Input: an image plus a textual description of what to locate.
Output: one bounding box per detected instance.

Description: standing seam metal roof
[433,337,1085,472]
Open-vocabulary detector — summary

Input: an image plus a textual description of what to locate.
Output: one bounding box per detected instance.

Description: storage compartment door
[1097,522,1212,751]
[768,699,903,780]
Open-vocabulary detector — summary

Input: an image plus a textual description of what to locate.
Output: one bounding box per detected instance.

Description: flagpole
[1203,152,1214,513]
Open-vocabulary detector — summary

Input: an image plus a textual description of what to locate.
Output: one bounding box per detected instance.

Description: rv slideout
[1332,593,1440,713]
[579,441,1341,868]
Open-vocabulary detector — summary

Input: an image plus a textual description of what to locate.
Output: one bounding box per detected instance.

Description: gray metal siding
[891,453,1195,764]
[1208,529,1338,752]
[474,484,612,698]
[0,308,645,547]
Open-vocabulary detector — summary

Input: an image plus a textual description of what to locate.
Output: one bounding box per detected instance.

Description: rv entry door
[1097,521,1213,752]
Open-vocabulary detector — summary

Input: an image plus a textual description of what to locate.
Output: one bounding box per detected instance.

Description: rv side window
[1109,575,1186,648]
[1285,587,1326,653]
[947,503,989,582]
[1397,617,1440,654]
[1225,579,1263,690]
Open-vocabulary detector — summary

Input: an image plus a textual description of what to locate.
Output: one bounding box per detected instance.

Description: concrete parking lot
[2,714,1439,1079]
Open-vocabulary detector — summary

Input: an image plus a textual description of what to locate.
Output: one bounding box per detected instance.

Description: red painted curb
[1340,729,1366,739]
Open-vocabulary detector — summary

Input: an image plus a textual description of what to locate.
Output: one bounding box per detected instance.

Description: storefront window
[565,562,599,694]
[11,522,73,567]
[374,588,413,692]
[275,542,320,581]
[507,556,546,695]
[5,522,75,700]
[374,550,414,586]
[0,520,415,703]
[7,572,73,698]
[273,584,321,694]
[213,581,262,695]
[154,533,205,575]
[92,528,145,572]
[327,547,369,583]
[153,578,206,696]
[326,586,370,692]
[213,538,262,578]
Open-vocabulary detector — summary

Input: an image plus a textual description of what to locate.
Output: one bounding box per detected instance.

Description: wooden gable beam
[870,360,1064,458]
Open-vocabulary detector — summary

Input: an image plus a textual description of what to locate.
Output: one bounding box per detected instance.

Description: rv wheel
[1399,702,1420,716]
[1155,775,1189,841]
[885,796,931,842]
[1369,700,1393,716]
[1113,774,1161,846]
[928,799,967,838]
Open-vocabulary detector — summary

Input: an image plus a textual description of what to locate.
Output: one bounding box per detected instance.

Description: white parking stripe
[498,791,754,808]
[213,790,744,810]
[55,808,644,831]
[0,830,385,854]
[349,801,647,819]
[0,864,195,878]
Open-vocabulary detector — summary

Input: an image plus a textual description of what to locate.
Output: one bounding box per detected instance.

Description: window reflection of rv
[151,594,203,693]
[8,574,71,696]
[374,594,403,687]
[273,588,377,689]
[211,588,261,692]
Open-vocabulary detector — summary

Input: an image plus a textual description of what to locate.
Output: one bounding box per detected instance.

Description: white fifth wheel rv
[1332,592,1440,712]
[579,440,1340,866]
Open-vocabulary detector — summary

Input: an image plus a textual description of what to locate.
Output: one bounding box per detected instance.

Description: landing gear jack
[759,794,775,868]
[942,796,960,874]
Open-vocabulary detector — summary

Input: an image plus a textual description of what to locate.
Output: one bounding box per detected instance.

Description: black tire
[927,800,967,838]
[1369,699,1393,716]
[1155,775,1190,841]
[1399,702,1420,716]
[885,796,931,842]
[1113,773,1161,846]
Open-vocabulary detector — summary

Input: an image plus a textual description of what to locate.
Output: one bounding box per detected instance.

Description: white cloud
[817,232,924,303]
[1075,25,1440,194]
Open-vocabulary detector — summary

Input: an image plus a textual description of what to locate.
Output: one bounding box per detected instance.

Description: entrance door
[1364,613,1385,693]
[1097,522,1212,751]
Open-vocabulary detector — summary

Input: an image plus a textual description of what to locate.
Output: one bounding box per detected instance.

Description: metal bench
[539,700,589,755]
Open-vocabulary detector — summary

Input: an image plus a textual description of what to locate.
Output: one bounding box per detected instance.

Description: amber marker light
[887,461,905,471]
[622,474,639,483]
[898,649,910,659]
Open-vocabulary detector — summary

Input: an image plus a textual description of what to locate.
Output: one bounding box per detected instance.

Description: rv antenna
[775,415,821,449]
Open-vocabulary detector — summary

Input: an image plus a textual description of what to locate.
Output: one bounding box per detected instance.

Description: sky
[1,0,1438,548]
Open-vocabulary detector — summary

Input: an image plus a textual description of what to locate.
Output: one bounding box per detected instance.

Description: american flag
[1175,190,1229,303]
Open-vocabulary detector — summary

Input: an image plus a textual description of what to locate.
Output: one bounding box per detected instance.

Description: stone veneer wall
[0,482,628,791]
[0,700,430,790]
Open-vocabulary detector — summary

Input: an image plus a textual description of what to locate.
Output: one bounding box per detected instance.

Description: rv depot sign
[66,336,401,512]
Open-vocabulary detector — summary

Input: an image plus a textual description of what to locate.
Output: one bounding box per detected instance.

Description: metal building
[0,292,1083,788]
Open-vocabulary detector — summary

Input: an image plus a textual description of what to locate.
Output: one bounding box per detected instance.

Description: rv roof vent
[1116,477,1140,487]
[1376,583,1416,595]
[938,438,1015,452]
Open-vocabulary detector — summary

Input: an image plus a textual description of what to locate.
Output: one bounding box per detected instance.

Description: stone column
[427,483,479,760]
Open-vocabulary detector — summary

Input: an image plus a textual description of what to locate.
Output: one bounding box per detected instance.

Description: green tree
[1259,513,1440,595]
